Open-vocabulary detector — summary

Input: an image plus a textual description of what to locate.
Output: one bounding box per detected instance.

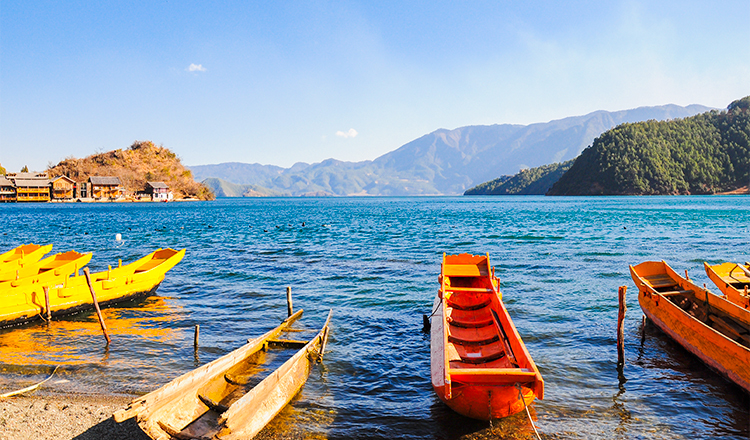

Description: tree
[0,163,6,175]
[21,165,28,172]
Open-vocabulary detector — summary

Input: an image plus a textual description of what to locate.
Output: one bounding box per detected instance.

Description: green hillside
[548,96,750,195]
[465,160,574,195]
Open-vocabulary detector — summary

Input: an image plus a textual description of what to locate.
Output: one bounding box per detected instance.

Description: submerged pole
[84,268,111,345]
[286,286,293,317]
[43,286,52,322]
[617,285,627,366]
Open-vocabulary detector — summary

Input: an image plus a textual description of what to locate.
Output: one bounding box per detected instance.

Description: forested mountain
[465,160,574,195]
[191,104,710,196]
[548,96,750,195]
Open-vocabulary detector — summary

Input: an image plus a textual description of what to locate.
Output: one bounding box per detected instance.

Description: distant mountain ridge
[190,104,712,196]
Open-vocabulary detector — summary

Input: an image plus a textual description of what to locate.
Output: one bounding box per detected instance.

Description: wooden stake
[286,286,293,317]
[617,285,627,366]
[194,325,200,348]
[84,268,111,345]
[43,286,51,322]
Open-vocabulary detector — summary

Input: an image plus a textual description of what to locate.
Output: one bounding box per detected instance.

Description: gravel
[0,394,150,440]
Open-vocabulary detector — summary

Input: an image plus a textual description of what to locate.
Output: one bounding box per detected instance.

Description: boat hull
[631,262,750,393]
[704,262,750,309]
[430,253,543,420]
[115,309,332,440]
[0,248,184,328]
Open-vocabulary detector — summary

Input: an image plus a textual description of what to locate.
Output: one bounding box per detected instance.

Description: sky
[1,1,749,172]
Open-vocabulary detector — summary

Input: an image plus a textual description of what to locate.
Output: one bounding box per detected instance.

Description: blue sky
[1,1,749,172]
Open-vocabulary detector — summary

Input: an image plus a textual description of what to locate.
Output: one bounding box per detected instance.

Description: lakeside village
[0,172,173,203]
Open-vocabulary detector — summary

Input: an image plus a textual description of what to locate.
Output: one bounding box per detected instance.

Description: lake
[1,196,748,439]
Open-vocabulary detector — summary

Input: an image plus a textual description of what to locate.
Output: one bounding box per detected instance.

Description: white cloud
[335,128,358,139]
[187,63,207,72]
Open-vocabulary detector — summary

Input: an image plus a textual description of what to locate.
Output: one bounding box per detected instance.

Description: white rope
[0,366,59,398]
[515,382,542,440]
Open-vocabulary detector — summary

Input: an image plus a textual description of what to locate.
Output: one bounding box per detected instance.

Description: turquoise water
[0,196,749,439]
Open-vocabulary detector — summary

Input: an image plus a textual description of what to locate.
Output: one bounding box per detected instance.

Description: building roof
[14,179,50,188]
[0,176,13,186]
[147,181,169,189]
[51,175,76,184]
[89,176,122,185]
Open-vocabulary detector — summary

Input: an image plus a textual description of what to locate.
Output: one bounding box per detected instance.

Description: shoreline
[0,393,149,440]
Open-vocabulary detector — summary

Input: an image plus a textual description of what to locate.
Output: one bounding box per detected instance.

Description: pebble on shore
[0,394,150,440]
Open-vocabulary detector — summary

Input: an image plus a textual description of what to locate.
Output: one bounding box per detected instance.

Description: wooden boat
[630,261,750,393]
[0,244,53,269]
[430,253,544,420]
[0,248,185,327]
[0,250,92,287]
[114,309,333,440]
[704,261,750,309]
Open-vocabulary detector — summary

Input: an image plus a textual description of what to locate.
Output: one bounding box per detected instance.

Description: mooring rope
[427,295,443,319]
[515,382,542,440]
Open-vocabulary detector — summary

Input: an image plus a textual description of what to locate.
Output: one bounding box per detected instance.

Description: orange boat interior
[441,254,542,395]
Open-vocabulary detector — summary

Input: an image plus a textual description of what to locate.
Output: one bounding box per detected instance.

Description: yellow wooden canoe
[704,262,750,309]
[114,309,333,440]
[630,261,750,393]
[0,248,185,328]
[0,244,53,269]
[0,250,92,287]
[431,253,544,420]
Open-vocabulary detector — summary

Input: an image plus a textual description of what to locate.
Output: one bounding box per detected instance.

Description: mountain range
[189,104,711,196]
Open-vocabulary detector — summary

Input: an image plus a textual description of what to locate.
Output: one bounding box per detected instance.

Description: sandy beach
[0,393,149,440]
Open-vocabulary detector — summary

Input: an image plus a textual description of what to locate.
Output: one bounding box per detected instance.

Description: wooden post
[84,268,111,345]
[286,286,293,317]
[194,325,200,348]
[617,285,627,366]
[43,286,52,322]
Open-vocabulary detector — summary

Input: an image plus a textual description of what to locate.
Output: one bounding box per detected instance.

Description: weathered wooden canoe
[630,261,750,393]
[114,309,333,440]
[430,253,544,420]
[0,244,53,269]
[0,250,92,287]
[704,261,750,309]
[0,248,185,327]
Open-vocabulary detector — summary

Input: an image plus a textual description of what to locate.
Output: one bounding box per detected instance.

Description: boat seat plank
[659,289,693,296]
[446,287,494,293]
[443,265,486,277]
[450,369,539,385]
[447,324,499,345]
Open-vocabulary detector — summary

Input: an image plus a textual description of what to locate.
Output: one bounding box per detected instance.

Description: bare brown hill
[48,141,214,200]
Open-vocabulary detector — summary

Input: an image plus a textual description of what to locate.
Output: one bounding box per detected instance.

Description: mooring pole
[286,286,293,317]
[194,324,200,348]
[43,286,52,322]
[617,285,627,366]
[84,268,111,345]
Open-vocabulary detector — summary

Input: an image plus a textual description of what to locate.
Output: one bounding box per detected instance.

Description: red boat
[430,253,544,420]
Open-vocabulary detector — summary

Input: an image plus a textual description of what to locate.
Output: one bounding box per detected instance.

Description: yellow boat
[704,262,750,309]
[114,309,332,440]
[631,261,750,392]
[0,248,185,328]
[0,244,53,269]
[0,250,92,287]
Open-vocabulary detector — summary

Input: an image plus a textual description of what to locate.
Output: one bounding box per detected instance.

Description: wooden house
[146,181,171,201]
[89,176,123,200]
[50,175,76,200]
[0,176,16,202]
[7,172,50,202]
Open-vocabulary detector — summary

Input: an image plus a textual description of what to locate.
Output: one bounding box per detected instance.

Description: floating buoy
[116,233,122,241]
